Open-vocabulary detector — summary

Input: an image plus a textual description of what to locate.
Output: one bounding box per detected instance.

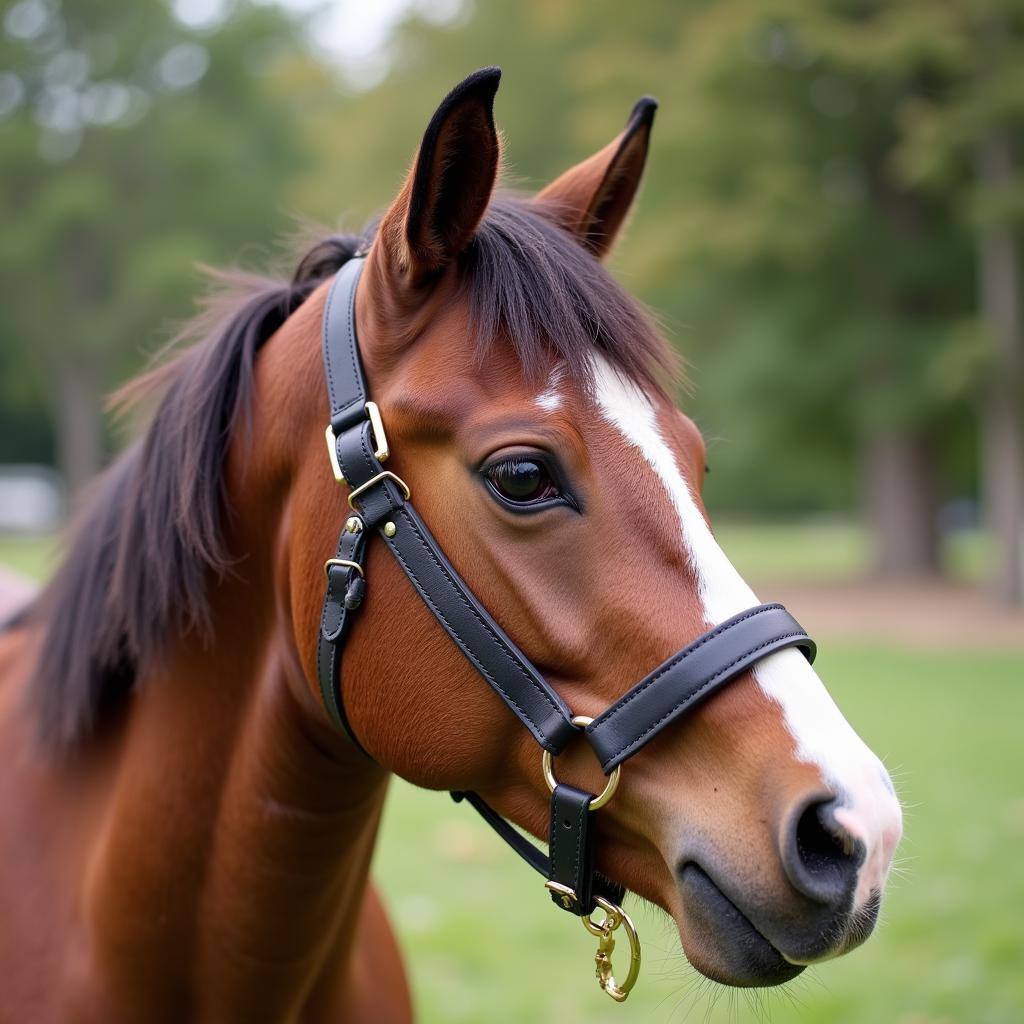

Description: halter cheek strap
[316,257,817,1001]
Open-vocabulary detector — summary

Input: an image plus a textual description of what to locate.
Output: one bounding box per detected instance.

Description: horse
[0,68,902,1021]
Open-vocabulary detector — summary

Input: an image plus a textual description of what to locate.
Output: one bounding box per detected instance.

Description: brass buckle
[541,715,621,811]
[544,880,579,911]
[324,401,390,484]
[347,470,411,510]
[582,895,642,1002]
[323,558,364,579]
[325,425,345,483]
[364,401,389,463]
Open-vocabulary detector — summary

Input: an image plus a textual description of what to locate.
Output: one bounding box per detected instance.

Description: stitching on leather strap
[356,429,402,514]
[323,259,364,424]
[571,796,587,902]
[343,260,361,413]
[386,512,552,746]
[396,508,567,721]
[387,507,568,745]
[549,794,560,874]
[592,605,783,723]
[602,631,807,764]
[322,272,340,415]
[316,620,342,727]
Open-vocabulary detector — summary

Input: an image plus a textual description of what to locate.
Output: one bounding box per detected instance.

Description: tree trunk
[862,430,940,577]
[975,129,1024,606]
[49,356,105,496]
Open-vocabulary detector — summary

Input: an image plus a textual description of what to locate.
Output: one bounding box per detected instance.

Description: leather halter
[316,257,816,998]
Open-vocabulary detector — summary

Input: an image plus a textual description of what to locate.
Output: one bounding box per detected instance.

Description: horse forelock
[462,194,678,396]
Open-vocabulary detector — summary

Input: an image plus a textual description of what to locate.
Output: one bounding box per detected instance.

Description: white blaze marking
[535,366,564,412]
[590,356,900,902]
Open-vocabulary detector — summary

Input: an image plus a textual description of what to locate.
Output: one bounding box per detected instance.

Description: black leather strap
[322,258,370,433]
[381,504,578,753]
[548,784,596,914]
[451,790,624,916]
[451,791,550,877]
[587,604,815,772]
[315,520,368,747]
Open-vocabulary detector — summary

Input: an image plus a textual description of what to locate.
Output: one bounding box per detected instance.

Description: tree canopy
[2,0,1021,597]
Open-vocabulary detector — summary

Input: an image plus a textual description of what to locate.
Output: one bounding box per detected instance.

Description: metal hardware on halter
[324,400,390,484]
[544,880,579,910]
[346,470,411,509]
[583,896,642,1002]
[323,558,364,579]
[541,714,621,812]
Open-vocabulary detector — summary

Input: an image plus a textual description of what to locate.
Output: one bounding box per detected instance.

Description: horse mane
[21,195,675,750]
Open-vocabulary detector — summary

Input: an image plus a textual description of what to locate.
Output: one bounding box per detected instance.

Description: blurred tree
[893,6,1024,602]
[296,0,1022,599]
[619,0,979,580]
[0,0,325,490]
[2,0,1019,601]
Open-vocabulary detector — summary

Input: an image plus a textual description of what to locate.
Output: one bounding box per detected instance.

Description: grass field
[374,647,1024,1024]
[0,534,58,581]
[0,520,991,588]
[2,526,1021,1021]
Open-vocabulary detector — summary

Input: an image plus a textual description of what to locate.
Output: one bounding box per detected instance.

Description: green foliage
[3,0,1021,512]
[0,0,328,463]
[292,0,1023,514]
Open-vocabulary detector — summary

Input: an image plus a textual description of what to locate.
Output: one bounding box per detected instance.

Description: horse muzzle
[674,793,895,986]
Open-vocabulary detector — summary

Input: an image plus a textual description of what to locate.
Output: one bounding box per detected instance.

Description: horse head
[274,69,903,988]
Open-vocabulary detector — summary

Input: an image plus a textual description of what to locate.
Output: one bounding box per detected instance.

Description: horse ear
[376,67,502,288]
[536,97,657,259]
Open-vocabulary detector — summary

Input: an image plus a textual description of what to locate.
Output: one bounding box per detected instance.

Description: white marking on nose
[590,356,902,905]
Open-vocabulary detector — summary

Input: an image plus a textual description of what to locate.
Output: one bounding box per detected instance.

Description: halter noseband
[316,257,816,1001]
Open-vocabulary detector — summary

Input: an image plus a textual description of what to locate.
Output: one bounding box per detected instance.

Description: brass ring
[541,715,621,812]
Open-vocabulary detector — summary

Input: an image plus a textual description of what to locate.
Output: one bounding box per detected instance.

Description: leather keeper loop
[547,783,596,916]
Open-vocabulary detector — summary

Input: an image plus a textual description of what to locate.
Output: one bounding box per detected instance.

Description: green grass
[375,647,1024,1023]
[714,519,993,583]
[0,521,994,588]
[713,520,872,581]
[0,534,58,581]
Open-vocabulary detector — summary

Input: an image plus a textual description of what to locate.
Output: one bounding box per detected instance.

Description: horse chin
[676,864,805,988]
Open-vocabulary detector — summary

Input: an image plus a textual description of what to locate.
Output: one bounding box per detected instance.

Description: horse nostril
[782,797,864,908]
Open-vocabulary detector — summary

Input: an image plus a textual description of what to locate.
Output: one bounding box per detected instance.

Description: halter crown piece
[317,258,817,1002]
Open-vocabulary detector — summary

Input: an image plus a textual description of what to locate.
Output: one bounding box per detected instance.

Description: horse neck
[84,402,390,1018]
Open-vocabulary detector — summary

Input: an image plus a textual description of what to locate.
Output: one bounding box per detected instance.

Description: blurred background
[1,1,1022,1021]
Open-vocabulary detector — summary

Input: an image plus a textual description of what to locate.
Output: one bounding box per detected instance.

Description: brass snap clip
[582,895,642,1002]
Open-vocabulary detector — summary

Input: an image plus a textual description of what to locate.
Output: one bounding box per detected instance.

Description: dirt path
[757,577,1024,652]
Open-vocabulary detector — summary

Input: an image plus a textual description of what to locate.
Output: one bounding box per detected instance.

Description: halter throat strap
[315,257,816,922]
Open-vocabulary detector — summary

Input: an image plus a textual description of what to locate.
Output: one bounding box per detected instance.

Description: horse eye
[484,456,560,507]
